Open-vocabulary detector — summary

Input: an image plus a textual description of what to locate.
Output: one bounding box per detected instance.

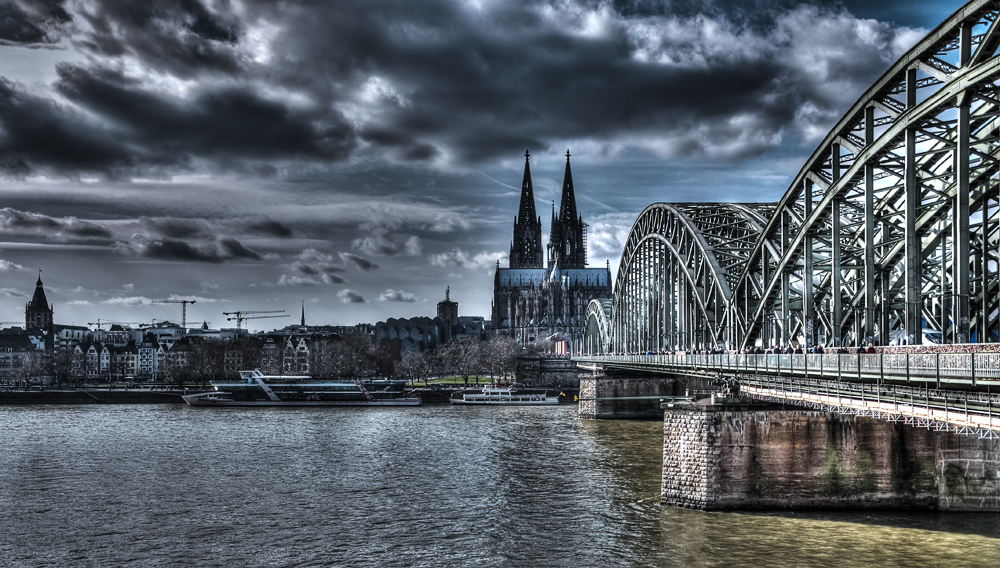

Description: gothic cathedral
[492,150,612,350]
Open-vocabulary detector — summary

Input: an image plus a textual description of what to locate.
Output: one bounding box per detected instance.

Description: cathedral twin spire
[510,150,544,268]
[509,150,586,270]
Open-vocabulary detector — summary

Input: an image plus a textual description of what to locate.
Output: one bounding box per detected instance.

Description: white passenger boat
[450,384,558,406]
[182,370,422,406]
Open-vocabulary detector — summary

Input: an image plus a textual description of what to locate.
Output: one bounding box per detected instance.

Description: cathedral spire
[517,150,537,223]
[559,149,578,223]
[509,150,543,268]
[301,300,305,327]
[548,149,586,269]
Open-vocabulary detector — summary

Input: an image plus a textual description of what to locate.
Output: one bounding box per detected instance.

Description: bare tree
[394,350,437,386]
[438,338,484,385]
[485,336,520,381]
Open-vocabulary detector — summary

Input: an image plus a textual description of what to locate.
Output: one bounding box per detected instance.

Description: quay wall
[0,390,186,404]
[662,405,1000,511]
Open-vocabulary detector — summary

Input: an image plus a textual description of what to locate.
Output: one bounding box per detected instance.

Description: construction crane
[153,299,197,329]
[223,310,288,330]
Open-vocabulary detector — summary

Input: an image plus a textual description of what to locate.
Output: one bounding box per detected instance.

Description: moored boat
[450,384,558,406]
[182,370,422,406]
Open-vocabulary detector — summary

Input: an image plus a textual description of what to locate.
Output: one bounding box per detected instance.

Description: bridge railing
[575,352,1000,387]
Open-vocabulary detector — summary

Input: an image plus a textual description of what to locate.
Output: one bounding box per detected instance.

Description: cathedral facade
[492,151,612,350]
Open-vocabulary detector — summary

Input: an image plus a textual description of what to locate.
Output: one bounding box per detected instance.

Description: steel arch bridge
[586,0,1000,354]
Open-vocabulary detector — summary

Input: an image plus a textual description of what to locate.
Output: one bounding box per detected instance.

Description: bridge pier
[662,400,1000,511]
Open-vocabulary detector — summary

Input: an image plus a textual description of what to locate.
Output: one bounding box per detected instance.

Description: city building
[25,273,53,330]
[492,150,612,349]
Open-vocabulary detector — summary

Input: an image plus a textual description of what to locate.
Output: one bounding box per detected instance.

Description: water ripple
[0,405,998,567]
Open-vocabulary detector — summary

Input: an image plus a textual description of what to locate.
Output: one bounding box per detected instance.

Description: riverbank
[0,386,580,404]
[0,389,186,404]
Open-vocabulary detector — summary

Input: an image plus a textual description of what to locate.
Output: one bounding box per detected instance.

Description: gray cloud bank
[0,0,922,178]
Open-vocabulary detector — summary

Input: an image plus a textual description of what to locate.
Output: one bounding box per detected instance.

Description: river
[0,404,998,567]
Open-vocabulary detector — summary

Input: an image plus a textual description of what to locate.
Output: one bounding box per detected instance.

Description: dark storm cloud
[64,223,113,239]
[278,249,348,286]
[116,236,267,263]
[0,0,922,177]
[127,238,224,263]
[339,252,378,271]
[48,64,356,169]
[0,208,113,240]
[219,237,263,260]
[247,219,294,238]
[0,0,69,44]
[0,79,137,175]
[338,289,366,303]
[0,208,61,231]
[145,217,211,239]
[75,0,243,77]
[0,2,46,43]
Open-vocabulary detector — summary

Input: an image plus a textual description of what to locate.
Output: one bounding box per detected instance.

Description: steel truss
[738,373,1000,439]
[584,0,1000,353]
[600,203,773,353]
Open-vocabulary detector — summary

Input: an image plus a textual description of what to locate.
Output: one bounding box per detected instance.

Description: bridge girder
[583,0,1000,354]
[728,0,1000,350]
[598,203,772,353]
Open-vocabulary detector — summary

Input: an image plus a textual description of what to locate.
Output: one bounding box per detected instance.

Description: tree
[394,350,436,385]
[485,336,520,381]
[438,338,484,384]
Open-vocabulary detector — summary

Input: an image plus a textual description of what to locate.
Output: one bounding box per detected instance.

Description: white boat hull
[450,386,559,405]
[183,395,422,407]
[450,398,558,406]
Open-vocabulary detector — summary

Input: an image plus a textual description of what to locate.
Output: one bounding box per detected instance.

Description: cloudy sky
[0,0,959,329]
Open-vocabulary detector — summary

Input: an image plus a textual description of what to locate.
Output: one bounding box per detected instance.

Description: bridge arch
[591,0,1000,352]
[725,0,1000,349]
[583,299,612,354]
[607,203,772,353]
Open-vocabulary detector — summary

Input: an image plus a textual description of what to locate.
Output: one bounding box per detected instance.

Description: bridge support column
[662,401,1000,511]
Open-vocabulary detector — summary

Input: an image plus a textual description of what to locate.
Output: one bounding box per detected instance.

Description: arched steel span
[593,203,774,354]
[585,0,1000,353]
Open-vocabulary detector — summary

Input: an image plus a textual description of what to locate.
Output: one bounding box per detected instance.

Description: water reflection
[0,405,997,567]
[579,416,1000,568]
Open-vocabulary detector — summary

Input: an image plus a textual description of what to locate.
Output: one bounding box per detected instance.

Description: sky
[0,0,962,330]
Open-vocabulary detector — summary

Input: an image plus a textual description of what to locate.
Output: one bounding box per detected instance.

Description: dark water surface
[1,404,998,567]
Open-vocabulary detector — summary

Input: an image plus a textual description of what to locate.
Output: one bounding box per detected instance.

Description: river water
[1,404,998,567]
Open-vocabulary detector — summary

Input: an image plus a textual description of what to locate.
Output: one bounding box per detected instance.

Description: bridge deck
[576,354,1000,437]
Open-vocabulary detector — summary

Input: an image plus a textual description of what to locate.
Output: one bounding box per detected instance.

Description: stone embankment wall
[0,390,186,404]
[662,405,1000,511]
[580,375,702,419]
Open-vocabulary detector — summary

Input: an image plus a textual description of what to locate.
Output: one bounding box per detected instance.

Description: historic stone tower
[509,150,543,269]
[548,150,586,270]
[25,272,53,330]
[436,286,458,325]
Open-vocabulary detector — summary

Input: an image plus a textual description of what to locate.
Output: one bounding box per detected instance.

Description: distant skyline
[0,0,961,330]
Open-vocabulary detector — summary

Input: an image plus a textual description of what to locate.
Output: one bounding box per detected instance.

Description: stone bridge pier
[661,401,1000,511]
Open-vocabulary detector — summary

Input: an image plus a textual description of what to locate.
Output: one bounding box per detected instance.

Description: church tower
[509,150,543,268]
[25,272,53,329]
[548,150,586,269]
